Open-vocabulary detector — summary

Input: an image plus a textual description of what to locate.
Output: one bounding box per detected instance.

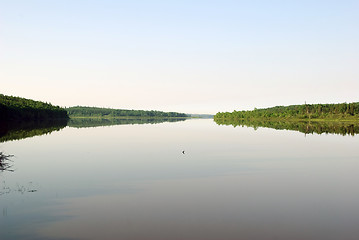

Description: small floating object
[182,150,185,154]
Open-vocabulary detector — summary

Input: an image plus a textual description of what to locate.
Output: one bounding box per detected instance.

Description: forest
[0,94,68,121]
[67,106,188,118]
[214,102,359,121]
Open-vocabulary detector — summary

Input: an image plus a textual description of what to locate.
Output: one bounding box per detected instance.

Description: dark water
[1,119,359,240]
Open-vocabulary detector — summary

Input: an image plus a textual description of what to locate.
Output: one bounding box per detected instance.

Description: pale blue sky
[1,0,358,114]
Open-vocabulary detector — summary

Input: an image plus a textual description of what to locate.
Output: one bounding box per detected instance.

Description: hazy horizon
[1,0,358,114]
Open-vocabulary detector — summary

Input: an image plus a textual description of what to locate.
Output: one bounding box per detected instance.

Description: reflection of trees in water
[214,118,359,136]
[68,117,187,128]
[0,119,68,174]
[0,118,68,143]
[0,152,14,172]
[0,118,186,140]
[0,117,186,172]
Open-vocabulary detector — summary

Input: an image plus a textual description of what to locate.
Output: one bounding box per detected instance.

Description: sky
[1,0,358,114]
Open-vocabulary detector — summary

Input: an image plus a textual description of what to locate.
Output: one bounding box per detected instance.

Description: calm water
[1,119,359,240]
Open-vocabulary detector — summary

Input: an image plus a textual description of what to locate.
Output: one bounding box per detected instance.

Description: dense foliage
[0,94,68,121]
[215,118,359,136]
[67,106,188,118]
[215,102,359,121]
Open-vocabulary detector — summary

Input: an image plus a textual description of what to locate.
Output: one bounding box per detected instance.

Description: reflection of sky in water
[1,119,359,240]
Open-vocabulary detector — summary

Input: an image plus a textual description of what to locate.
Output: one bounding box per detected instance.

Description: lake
[1,118,359,240]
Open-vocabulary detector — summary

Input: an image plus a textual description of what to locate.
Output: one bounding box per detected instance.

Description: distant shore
[215,102,359,123]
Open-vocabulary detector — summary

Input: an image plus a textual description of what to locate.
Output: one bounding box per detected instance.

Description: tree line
[67,106,188,118]
[0,94,68,121]
[215,102,359,121]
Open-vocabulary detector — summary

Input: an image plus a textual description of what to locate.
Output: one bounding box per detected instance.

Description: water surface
[1,119,359,240]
